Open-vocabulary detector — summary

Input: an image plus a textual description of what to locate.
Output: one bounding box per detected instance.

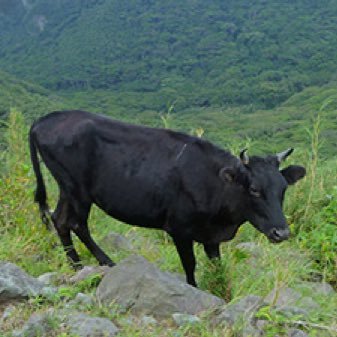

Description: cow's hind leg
[52,194,81,268]
[69,205,115,267]
[71,223,115,267]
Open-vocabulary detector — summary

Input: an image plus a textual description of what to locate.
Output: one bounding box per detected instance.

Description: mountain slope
[1,0,337,110]
[0,70,66,121]
[1,70,335,157]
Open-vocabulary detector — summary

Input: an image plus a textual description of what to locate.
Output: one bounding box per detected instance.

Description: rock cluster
[1,238,335,337]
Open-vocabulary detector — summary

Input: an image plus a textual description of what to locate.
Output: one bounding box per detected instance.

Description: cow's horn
[276,148,294,163]
[240,148,249,165]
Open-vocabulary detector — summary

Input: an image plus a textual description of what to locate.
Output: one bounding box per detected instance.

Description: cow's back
[31,110,234,229]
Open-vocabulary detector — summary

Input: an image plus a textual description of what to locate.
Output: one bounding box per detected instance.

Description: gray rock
[37,272,58,286]
[118,316,135,326]
[13,310,118,337]
[288,328,309,337]
[236,242,262,257]
[96,255,224,318]
[255,319,268,331]
[11,309,56,337]
[170,272,186,283]
[275,305,309,319]
[64,293,94,309]
[66,313,119,337]
[172,313,201,326]
[100,231,134,252]
[69,265,111,284]
[0,262,44,303]
[300,281,335,296]
[73,292,94,306]
[265,287,319,312]
[0,304,15,328]
[40,286,58,299]
[212,295,264,327]
[140,315,158,326]
[1,304,15,323]
[300,296,320,310]
[265,287,301,307]
[242,323,263,337]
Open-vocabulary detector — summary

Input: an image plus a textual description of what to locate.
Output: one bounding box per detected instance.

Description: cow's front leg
[172,236,197,287]
[203,243,221,260]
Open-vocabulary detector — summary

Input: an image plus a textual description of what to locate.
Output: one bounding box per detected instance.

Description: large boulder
[96,255,224,318]
[0,262,44,303]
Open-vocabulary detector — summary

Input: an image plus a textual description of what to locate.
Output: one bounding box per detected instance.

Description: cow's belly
[192,222,241,244]
[91,177,169,229]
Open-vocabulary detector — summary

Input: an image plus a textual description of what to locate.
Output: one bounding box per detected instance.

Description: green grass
[0,110,336,336]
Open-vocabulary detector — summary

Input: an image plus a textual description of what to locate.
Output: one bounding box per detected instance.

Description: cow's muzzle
[267,227,290,243]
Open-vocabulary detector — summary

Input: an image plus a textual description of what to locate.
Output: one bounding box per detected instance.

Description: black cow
[29,110,306,286]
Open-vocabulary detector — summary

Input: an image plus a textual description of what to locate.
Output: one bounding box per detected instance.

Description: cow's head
[220,148,306,243]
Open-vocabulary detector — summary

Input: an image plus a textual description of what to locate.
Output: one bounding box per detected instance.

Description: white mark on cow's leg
[176,143,187,161]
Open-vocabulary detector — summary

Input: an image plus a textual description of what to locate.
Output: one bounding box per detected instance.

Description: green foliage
[299,186,337,283]
[0,70,66,121]
[199,256,233,302]
[0,109,71,276]
[0,70,336,158]
[0,110,336,336]
[1,0,337,110]
[40,273,103,304]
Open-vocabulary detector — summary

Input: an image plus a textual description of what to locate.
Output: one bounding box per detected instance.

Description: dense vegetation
[1,0,337,111]
[0,1,336,335]
[1,69,336,157]
[0,110,336,336]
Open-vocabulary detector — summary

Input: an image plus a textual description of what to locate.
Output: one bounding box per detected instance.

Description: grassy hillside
[0,110,336,337]
[0,70,66,121]
[1,2,336,335]
[1,0,337,110]
[1,70,336,158]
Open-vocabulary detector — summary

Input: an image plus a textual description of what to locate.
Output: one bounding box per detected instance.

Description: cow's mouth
[267,228,290,243]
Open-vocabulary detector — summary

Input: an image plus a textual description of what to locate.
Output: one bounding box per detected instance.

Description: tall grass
[0,110,336,336]
[0,109,71,275]
[283,111,337,284]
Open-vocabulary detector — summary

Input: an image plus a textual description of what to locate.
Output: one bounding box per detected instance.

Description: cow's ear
[219,167,236,182]
[219,165,249,186]
[281,165,306,185]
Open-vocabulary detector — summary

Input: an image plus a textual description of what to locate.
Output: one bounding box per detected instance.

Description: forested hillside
[1,2,337,336]
[1,0,337,110]
[0,70,66,121]
[1,69,336,157]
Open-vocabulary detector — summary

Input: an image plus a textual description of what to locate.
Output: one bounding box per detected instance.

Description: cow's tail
[29,128,52,230]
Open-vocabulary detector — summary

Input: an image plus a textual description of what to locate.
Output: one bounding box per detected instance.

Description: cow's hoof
[99,260,115,267]
[73,261,83,270]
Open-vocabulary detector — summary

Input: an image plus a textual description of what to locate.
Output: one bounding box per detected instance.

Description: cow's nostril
[269,227,290,243]
[273,229,281,238]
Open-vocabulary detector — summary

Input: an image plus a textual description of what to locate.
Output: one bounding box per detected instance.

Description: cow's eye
[249,187,261,197]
